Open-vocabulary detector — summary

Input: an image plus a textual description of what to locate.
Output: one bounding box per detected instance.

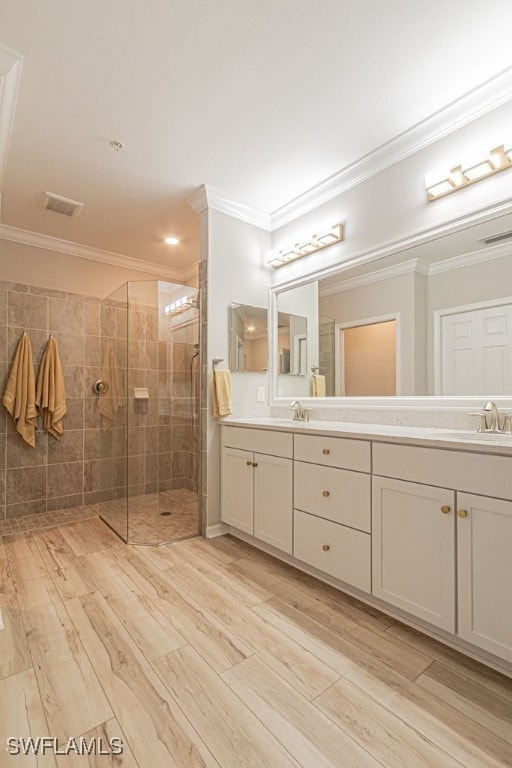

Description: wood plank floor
[1,520,511,768]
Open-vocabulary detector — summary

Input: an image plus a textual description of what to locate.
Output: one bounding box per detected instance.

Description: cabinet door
[372,476,456,631]
[457,493,512,662]
[221,447,254,534]
[254,453,293,554]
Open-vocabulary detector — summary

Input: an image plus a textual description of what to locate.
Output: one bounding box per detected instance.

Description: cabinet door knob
[457,509,468,518]
[322,448,330,455]
[440,505,451,514]
[322,490,330,497]
[246,460,252,466]
[252,462,258,467]
[322,544,330,551]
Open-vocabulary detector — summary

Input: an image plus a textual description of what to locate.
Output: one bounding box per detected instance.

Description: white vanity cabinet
[457,493,512,662]
[221,427,293,553]
[373,441,512,662]
[293,433,372,593]
[372,476,456,632]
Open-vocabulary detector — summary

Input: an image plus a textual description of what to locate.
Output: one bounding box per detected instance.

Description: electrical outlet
[257,386,266,402]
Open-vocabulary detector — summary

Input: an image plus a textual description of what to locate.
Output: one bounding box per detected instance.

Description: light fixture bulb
[247,325,256,332]
[164,236,179,246]
[464,161,492,181]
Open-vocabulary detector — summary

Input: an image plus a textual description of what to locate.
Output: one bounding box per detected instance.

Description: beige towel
[2,333,38,447]
[36,336,67,439]
[312,374,326,397]
[99,340,126,430]
[212,369,233,417]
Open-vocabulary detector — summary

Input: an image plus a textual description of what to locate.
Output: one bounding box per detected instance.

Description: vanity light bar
[164,296,194,316]
[426,145,512,202]
[268,223,344,268]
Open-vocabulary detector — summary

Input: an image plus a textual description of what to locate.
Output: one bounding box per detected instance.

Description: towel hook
[311,365,322,373]
[212,357,224,371]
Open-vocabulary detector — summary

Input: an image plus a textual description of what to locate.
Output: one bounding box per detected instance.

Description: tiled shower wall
[0,280,200,522]
[0,281,103,520]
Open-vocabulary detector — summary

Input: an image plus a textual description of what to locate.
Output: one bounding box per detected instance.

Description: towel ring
[92,379,109,395]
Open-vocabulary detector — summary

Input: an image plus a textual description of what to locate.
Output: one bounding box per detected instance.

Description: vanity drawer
[293,510,371,593]
[222,427,293,458]
[294,461,370,532]
[294,433,371,472]
[373,443,512,500]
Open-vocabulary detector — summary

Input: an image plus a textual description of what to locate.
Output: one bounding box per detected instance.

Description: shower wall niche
[98,280,200,545]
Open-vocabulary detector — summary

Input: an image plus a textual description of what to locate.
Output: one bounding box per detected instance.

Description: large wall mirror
[273,211,512,399]
[229,304,268,372]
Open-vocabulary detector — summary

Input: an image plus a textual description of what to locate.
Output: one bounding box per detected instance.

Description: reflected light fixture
[164,236,179,245]
[426,144,512,201]
[164,296,196,315]
[246,325,256,332]
[268,223,344,268]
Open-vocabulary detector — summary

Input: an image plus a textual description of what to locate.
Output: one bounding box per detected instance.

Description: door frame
[335,313,401,396]
[433,295,512,395]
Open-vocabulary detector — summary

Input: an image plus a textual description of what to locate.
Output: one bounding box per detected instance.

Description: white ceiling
[1,0,512,274]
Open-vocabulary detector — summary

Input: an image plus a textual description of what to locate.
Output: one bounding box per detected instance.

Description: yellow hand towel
[36,336,67,439]
[99,340,126,430]
[312,374,326,397]
[2,333,38,447]
[212,369,233,417]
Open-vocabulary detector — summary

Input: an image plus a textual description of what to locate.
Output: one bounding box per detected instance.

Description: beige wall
[0,239,190,298]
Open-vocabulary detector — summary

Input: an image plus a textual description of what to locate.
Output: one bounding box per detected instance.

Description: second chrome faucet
[472,401,512,434]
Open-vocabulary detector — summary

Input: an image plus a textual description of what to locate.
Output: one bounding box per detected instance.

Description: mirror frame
[269,197,512,409]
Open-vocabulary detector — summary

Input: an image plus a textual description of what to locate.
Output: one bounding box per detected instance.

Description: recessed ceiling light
[164,236,179,246]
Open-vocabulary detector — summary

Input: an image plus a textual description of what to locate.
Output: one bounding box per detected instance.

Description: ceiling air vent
[479,229,512,246]
[41,191,84,218]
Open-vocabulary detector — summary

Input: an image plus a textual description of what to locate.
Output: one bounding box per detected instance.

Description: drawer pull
[322,448,330,455]
[246,460,252,466]
[457,509,468,518]
[440,505,451,514]
[322,490,330,497]
[322,544,330,551]
[252,462,258,467]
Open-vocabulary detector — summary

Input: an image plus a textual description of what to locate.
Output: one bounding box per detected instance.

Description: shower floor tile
[100,488,199,544]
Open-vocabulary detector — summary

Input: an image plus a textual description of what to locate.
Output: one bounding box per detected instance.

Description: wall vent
[41,191,84,218]
[480,229,512,246]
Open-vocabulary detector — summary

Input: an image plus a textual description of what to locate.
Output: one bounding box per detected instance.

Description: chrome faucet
[290,400,311,422]
[483,401,500,433]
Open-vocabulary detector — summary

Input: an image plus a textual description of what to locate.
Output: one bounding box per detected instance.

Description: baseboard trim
[205,523,231,539]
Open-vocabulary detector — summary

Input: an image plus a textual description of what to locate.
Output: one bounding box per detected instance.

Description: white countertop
[221,417,512,456]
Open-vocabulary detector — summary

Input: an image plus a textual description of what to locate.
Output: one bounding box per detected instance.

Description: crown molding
[0,224,199,281]
[319,258,429,297]
[0,45,23,192]
[270,66,512,230]
[428,240,512,275]
[319,239,512,296]
[187,184,272,230]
